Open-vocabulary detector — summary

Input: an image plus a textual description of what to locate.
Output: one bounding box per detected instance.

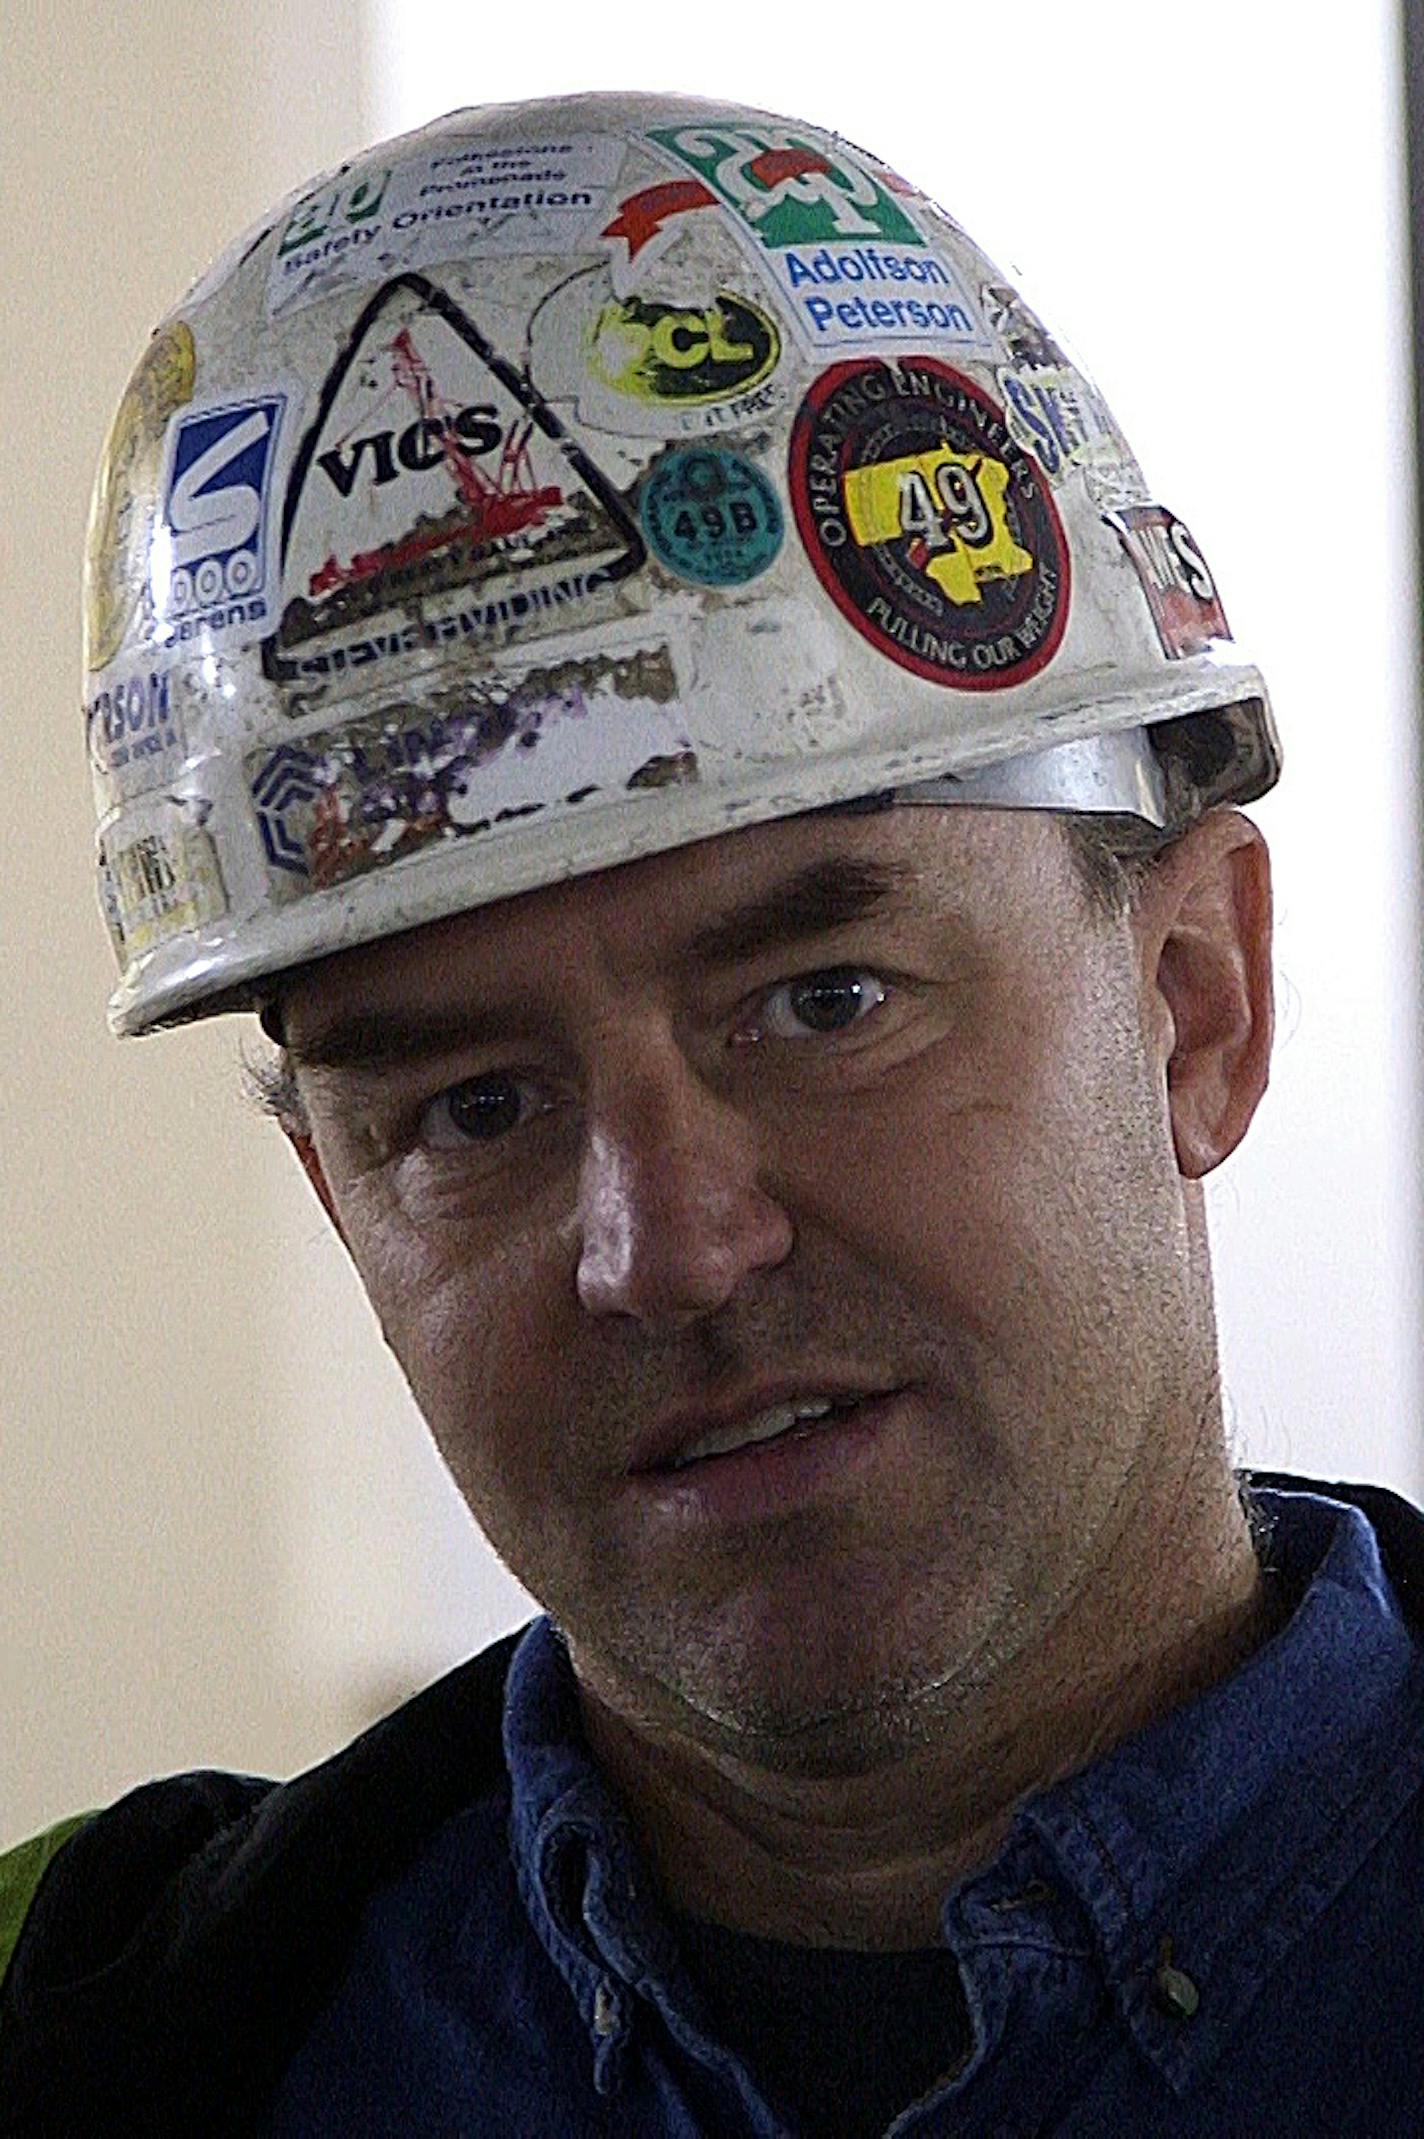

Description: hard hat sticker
[529,269,785,439]
[86,322,196,672]
[266,135,628,318]
[649,122,923,249]
[85,656,185,804]
[983,284,1147,508]
[249,639,694,896]
[589,290,779,409]
[98,804,226,963]
[154,395,287,654]
[269,274,644,687]
[790,357,1070,688]
[600,179,721,277]
[775,245,987,358]
[639,447,783,586]
[646,123,990,359]
[1106,506,1230,659]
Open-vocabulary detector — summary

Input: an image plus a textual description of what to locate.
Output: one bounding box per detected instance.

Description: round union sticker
[788,356,1070,689]
[640,446,784,588]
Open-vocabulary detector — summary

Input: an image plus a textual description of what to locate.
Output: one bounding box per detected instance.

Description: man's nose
[572,1037,794,1324]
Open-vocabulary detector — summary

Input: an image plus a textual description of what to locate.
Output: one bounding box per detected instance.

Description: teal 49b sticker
[639,447,784,587]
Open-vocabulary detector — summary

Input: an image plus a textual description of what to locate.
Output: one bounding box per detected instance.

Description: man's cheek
[398,1273,498,1398]
[331,1168,475,1322]
[410,1284,569,1489]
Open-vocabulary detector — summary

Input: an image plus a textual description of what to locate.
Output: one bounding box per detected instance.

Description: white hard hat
[83,91,1279,1035]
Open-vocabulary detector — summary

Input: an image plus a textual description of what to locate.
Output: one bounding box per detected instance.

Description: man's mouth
[667,1393,868,1469]
[629,1386,912,1526]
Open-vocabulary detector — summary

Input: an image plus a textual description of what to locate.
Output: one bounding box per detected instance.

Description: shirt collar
[503,1485,1424,2096]
[1006,1485,1424,2091]
[503,1615,682,2089]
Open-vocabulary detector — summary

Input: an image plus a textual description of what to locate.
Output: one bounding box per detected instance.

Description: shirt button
[593,1980,621,2038]
[1152,1937,1201,2021]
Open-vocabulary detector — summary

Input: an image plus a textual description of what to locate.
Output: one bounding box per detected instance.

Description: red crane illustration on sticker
[308,327,564,599]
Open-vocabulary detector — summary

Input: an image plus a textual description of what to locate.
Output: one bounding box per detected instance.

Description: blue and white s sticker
[157,395,286,652]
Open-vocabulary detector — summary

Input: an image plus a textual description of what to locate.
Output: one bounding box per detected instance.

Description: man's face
[284,806,1220,1771]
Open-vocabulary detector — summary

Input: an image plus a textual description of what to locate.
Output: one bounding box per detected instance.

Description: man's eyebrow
[285,1006,518,1076]
[286,856,922,1075]
[676,854,920,970]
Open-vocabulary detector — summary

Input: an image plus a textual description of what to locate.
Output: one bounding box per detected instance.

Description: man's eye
[419,1074,545,1149]
[750,966,889,1043]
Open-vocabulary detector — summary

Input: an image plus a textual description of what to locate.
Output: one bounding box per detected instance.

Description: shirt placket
[882,1846,1110,2137]
[523,1792,798,2134]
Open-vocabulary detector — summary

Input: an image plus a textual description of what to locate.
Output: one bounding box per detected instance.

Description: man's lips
[628,1376,907,1475]
[625,1386,913,1526]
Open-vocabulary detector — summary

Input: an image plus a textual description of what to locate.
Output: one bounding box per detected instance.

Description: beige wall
[1,2,377,1844]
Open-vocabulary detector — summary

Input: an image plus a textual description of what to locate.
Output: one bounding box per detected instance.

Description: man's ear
[1132,810,1274,1181]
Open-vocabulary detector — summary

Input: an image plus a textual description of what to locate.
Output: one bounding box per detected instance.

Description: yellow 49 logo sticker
[790,356,1070,689]
[843,446,1033,606]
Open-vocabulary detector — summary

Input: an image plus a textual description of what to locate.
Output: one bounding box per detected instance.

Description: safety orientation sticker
[267,135,628,316]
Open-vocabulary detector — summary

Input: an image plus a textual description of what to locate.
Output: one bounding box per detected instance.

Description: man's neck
[574,1492,1282,1951]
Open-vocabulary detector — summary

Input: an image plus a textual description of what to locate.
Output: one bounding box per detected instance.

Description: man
[3,90,1423,2137]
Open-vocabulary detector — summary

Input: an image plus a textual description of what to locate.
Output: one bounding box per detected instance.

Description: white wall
[1,1,376,1846]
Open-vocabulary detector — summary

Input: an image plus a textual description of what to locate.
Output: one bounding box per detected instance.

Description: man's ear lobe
[1139,812,1275,1182]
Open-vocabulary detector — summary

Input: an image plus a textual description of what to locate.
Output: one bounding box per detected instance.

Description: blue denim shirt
[269,1486,1424,2134]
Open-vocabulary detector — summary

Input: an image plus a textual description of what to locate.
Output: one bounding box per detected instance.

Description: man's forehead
[277,805,1059,1053]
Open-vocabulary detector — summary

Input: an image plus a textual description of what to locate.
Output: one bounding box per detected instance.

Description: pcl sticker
[530,269,784,440]
[86,321,196,671]
[269,273,644,687]
[155,395,286,653]
[589,290,780,414]
[249,639,693,894]
[640,447,783,587]
[1106,506,1230,658]
[646,122,989,359]
[790,357,1070,689]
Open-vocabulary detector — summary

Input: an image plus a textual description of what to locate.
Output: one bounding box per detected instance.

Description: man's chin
[592,1594,980,1779]
[670,1656,970,1778]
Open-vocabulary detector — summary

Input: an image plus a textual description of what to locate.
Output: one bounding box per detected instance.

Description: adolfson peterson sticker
[788,356,1069,688]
